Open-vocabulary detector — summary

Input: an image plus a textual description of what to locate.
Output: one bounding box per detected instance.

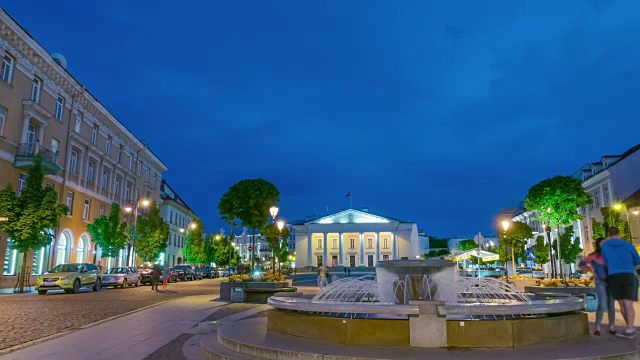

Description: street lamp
[277,220,284,231]
[180,223,198,265]
[124,198,150,266]
[270,206,279,221]
[501,221,514,281]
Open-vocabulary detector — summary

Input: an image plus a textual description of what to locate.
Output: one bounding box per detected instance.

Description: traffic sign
[247,245,253,251]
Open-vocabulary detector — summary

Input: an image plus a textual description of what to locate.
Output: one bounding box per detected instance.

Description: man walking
[151,262,162,291]
[602,226,640,338]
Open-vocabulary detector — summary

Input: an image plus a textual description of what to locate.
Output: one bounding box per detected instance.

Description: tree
[525,175,593,277]
[501,221,533,274]
[532,235,549,265]
[553,225,582,266]
[212,235,240,267]
[184,219,205,264]
[135,200,170,262]
[600,207,631,241]
[262,223,291,275]
[87,203,129,263]
[218,179,280,271]
[457,239,476,251]
[0,156,68,292]
[436,249,450,256]
[591,218,606,240]
[203,234,216,264]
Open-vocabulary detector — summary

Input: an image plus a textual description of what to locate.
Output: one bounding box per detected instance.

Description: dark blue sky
[4,1,640,237]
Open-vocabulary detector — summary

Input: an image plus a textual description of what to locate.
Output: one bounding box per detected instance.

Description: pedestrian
[162,264,170,290]
[347,267,351,276]
[579,237,615,335]
[151,263,161,291]
[344,267,347,276]
[601,226,640,339]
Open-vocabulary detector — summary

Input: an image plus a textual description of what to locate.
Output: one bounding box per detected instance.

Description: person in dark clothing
[151,263,162,291]
[579,237,615,335]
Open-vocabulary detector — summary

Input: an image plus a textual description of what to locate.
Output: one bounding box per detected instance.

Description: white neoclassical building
[291,209,420,268]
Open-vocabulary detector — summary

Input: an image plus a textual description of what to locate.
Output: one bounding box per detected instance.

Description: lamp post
[179,222,198,265]
[501,220,512,281]
[228,241,236,280]
[124,199,150,267]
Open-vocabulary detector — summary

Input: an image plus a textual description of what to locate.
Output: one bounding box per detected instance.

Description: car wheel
[71,279,80,294]
[135,279,140,287]
[93,279,101,292]
[37,290,47,295]
[121,279,127,289]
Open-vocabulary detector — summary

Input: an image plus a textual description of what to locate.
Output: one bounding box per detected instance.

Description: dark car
[166,267,179,282]
[202,266,215,279]
[137,263,160,285]
[173,265,195,281]
[193,267,204,280]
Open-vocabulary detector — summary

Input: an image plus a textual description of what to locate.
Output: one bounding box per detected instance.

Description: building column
[20,115,31,143]
[307,233,313,266]
[375,232,380,263]
[339,233,344,266]
[392,232,397,260]
[323,232,328,267]
[359,232,365,266]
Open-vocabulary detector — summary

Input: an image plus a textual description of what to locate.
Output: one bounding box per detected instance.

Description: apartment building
[159,180,199,266]
[0,8,167,287]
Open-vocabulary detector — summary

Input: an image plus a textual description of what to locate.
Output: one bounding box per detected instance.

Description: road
[0,278,223,352]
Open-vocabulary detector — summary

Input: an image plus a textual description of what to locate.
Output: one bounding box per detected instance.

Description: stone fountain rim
[376,259,456,268]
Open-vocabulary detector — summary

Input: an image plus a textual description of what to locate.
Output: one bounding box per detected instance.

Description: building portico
[292,209,420,268]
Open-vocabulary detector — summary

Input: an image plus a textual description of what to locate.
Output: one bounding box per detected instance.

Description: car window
[50,264,81,273]
[86,264,98,271]
[108,267,128,274]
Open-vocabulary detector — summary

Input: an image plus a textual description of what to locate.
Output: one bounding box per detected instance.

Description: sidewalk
[0,295,229,360]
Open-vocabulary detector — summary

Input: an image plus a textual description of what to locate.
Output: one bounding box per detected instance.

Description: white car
[102,267,141,288]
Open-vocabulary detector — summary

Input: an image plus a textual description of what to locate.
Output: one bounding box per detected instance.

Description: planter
[509,279,537,292]
[220,281,292,302]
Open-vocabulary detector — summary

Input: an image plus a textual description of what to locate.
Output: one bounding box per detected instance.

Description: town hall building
[291,209,420,268]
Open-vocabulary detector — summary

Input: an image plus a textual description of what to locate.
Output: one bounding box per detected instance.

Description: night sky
[3,1,640,237]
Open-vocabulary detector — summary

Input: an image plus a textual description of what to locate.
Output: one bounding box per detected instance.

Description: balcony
[13,143,61,175]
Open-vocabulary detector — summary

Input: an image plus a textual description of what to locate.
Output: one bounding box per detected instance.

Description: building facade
[291,209,420,268]
[572,144,640,247]
[0,8,167,287]
[159,180,198,266]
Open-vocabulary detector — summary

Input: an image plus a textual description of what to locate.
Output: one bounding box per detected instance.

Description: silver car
[102,267,141,288]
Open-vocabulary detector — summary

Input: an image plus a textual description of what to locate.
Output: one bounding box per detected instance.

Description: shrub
[229,274,251,282]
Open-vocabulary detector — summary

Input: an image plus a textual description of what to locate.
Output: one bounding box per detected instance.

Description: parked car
[193,267,204,280]
[571,270,591,279]
[174,265,195,281]
[218,268,229,277]
[137,263,158,285]
[166,267,180,282]
[102,266,142,288]
[35,263,102,295]
[202,266,216,279]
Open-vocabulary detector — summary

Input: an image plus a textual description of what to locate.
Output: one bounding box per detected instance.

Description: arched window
[77,236,86,263]
[56,233,70,265]
[3,240,17,275]
[117,249,123,267]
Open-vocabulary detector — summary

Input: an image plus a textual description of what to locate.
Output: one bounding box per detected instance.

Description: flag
[346,191,351,198]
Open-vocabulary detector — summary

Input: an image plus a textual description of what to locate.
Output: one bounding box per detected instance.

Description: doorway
[349,255,356,267]
[316,255,323,267]
[367,255,374,267]
[331,255,338,267]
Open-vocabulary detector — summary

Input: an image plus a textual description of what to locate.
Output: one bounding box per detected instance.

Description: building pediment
[307,209,398,225]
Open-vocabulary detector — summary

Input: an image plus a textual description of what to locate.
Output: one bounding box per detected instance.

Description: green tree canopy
[218,178,279,269]
[591,218,606,240]
[499,221,533,267]
[600,207,631,241]
[0,156,68,292]
[212,235,240,267]
[87,202,129,259]
[135,200,170,262]
[552,225,582,264]
[525,176,593,227]
[532,235,549,265]
[184,218,205,264]
[262,223,292,274]
[457,239,476,251]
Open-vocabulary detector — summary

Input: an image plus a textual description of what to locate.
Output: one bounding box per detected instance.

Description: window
[26,123,37,144]
[66,191,74,215]
[30,77,41,103]
[0,106,6,136]
[333,239,337,249]
[117,147,122,163]
[17,173,27,196]
[153,173,157,186]
[91,126,97,145]
[102,169,109,189]
[106,137,111,155]
[350,238,355,249]
[170,211,173,224]
[77,237,86,263]
[137,161,142,176]
[87,161,95,183]
[317,239,322,249]
[70,150,78,174]
[128,154,133,170]
[32,247,45,275]
[83,199,90,220]
[99,204,105,216]
[125,181,132,200]
[4,241,17,275]
[55,97,64,120]
[146,169,150,182]
[383,239,389,249]
[114,176,121,195]
[1,54,13,83]
[74,113,82,133]
[173,233,176,246]
[51,138,59,155]
[45,183,53,189]
[368,238,373,248]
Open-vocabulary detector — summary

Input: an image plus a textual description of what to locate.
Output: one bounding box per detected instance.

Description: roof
[623,189,640,209]
[160,180,196,215]
[291,208,412,226]
[573,144,640,180]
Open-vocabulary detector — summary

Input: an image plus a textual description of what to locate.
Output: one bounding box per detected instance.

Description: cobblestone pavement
[0,278,223,351]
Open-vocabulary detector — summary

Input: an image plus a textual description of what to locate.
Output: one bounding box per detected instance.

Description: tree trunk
[556,225,564,279]
[546,228,556,278]
[19,252,28,293]
[511,246,516,277]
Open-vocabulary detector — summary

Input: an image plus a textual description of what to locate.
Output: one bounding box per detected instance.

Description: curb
[0,295,186,355]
